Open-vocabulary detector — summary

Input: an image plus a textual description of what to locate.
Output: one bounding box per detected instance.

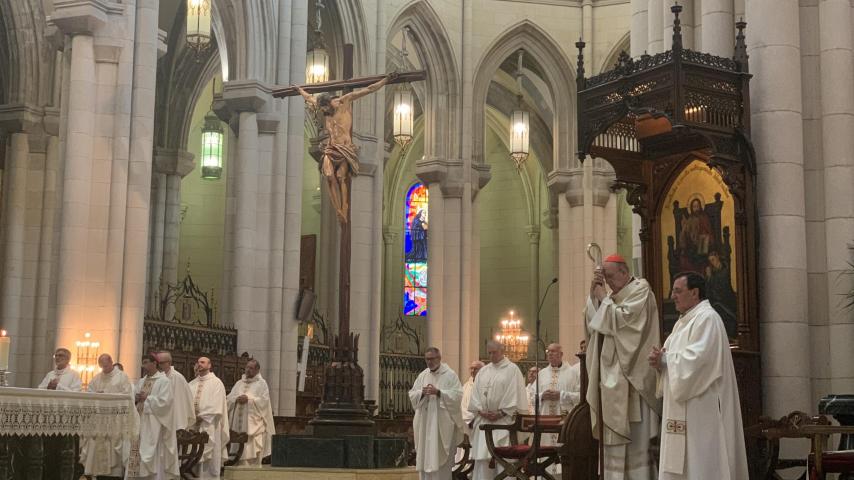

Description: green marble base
[272,435,407,469]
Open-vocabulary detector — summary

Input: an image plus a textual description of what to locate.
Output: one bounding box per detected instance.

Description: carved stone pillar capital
[526,225,541,244]
[214,80,272,132]
[382,227,400,245]
[48,0,118,36]
[154,147,195,178]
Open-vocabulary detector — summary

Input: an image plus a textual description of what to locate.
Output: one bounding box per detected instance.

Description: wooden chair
[481,414,564,480]
[176,429,209,479]
[801,424,854,480]
[453,434,475,480]
[743,411,829,479]
[223,429,249,468]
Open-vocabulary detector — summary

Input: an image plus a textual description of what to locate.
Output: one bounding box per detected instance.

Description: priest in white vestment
[189,357,229,479]
[457,360,484,464]
[157,351,196,430]
[585,254,661,480]
[227,358,275,466]
[525,366,539,413]
[409,347,465,480]
[81,354,135,478]
[648,272,748,480]
[37,348,82,391]
[468,340,528,480]
[126,354,179,480]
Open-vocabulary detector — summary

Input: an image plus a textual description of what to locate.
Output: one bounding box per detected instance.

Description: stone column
[153,149,195,288]
[220,81,268,361]
[382,227,400,333]
[147,173,166,313]
[52,26,100,352]
[548,170,581,353]
[527,226,541,327]
[746,0,811,416]
[701,0,734,56]
[0,132,29,379]
[631,0,649,57]
[648,0,664,54]
[819,0,854,393]
[118,0,159,376]
[582,0,594,62]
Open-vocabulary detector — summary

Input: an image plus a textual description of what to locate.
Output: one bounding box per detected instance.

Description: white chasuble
[126,372,179,479]
[81,369,135,477]
[533,362,581,446]
[658,300,748,480]
[585,277,661,480]
[164,368,196,431]
[408,363,465,479]
[227,374,275,466]
[189,372,229,479]
[467,357,528,480]
[37,367,82,391]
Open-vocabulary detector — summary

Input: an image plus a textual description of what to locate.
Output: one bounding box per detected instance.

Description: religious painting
[660,159,738,337]
[404,182,428,316]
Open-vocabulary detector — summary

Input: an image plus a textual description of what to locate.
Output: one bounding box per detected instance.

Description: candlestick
[0,330,10,371]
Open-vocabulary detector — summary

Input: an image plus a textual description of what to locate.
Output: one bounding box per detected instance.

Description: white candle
[0,331,10,371]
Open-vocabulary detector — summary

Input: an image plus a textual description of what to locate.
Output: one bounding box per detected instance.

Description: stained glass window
[404,183,428,316]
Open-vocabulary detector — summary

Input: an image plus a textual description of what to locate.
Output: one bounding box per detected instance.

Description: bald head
[546,343,564,367]
[98,353,114,374]
[196,356,211,376]
[157,351,173,372]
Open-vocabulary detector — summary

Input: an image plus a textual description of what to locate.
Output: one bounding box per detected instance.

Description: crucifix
[273,44,425,434]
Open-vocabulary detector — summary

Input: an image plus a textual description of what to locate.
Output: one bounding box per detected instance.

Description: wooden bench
[176,429,209,479]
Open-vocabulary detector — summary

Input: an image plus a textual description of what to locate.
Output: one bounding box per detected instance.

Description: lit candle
[0,330,10,371]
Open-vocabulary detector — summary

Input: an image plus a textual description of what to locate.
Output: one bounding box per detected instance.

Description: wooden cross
[271,44,425,351]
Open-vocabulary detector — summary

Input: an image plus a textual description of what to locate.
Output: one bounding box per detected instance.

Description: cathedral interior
[0,0,853,477]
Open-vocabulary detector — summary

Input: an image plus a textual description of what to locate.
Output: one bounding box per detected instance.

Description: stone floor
[223,466,418,480]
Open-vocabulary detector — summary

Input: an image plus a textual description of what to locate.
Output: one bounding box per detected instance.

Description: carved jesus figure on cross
[293,72,399,223]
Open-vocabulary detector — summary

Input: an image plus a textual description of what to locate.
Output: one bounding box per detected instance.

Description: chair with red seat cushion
[481,414,564,480]
[800,424,854,480]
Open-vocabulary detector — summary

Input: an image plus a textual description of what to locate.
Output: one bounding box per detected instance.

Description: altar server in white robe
[586,253,661,480]
[648,272,748,480]
[460,360,484,435]
[468,340,528,480]
[227,358,275,466]
[38,347,82,391]
[409,347,465,480]
[189,357,229,479]
[157,351,196,430]
[81,353,135,478]
[126,354,179,479]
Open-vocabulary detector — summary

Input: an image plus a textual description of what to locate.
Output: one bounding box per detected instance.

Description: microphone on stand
[533,277,558,474]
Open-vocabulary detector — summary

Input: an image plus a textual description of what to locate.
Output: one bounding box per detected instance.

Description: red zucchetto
[604,253,627,264]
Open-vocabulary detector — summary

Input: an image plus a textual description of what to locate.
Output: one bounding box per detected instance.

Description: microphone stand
[533,277,558,479]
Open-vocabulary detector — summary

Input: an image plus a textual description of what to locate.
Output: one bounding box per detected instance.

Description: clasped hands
[541,389,561,402]
[47,379,59,390]
[479,410,505,422]
[422,384,440,397]
[237,394,249,404]
[648,345,666,371]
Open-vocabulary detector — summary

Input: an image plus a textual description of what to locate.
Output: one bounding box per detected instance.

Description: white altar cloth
[0,386,139,440]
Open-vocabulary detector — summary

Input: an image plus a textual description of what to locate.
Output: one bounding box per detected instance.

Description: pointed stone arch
[388,0,461,163]
[0,0,53,106]
[599,31,631,74]
[472,20,577,172]
[211,0,276,83]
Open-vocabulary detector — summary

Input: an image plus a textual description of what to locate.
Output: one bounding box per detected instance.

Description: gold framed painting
[660,159,739,338]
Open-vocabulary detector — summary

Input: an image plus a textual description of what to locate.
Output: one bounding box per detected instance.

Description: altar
[0,387,138,480]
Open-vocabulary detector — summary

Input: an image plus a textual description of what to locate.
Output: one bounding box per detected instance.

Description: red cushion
[809,451,854,473]
[493,445,560,459]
